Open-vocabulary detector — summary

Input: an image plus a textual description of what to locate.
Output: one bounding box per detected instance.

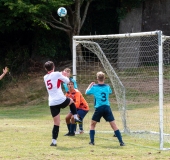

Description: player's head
[64,68,71,77]
[67,79,74,90]
[96,71,105,82]
[44,61,55,71]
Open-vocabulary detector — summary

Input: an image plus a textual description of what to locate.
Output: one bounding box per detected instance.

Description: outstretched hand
[86,82,95,92]
[3,67,9,74]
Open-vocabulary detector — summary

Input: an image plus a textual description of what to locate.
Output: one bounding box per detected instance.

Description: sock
[75,124,77,131]
[69,103,77,115]
[52,125,59,140]
[70,124,76,134]
[89,130,95,143]
[79,122,83,131]
[114,130,123,143]
[67,124,71,133]
[52,139,57,144]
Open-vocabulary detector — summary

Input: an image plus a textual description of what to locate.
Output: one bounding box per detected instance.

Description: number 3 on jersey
[47,80,53,89]
[101,92,106,101]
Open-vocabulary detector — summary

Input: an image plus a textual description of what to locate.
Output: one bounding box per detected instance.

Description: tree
[42,0,93,61]
[43,0,92,51]
[1,0,92,61]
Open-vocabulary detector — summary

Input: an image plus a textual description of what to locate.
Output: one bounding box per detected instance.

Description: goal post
[73,31,170,150]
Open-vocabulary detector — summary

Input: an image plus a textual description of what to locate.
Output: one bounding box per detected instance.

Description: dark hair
[69,78,75,84]
[44,61,54,71]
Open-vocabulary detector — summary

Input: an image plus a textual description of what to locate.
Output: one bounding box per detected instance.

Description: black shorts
[92,105,114,122]
[50,98,70,117]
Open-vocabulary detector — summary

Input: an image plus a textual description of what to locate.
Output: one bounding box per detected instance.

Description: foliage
[33,29,70,59]
[0,0,146,74]
[82,0,119,35]
[0,0,73,32]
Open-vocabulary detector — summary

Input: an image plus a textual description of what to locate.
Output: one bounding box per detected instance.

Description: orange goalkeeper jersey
[65,89,89,111]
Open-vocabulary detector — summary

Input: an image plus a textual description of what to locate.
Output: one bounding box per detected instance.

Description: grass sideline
[0,103,170,160]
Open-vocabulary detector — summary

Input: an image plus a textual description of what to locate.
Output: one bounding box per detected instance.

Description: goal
[72,31,170,150]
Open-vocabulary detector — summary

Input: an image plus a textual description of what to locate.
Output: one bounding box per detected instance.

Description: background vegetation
[0,0,144,76]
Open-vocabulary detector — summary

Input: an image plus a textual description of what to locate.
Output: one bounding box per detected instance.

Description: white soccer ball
[57,7,67,17]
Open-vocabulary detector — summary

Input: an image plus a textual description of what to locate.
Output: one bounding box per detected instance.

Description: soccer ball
[57,7,67,17]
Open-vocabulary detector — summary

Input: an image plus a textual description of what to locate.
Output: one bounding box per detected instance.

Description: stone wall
[119,0,170,35]
[142,0,170,35]
[118,0,170,69]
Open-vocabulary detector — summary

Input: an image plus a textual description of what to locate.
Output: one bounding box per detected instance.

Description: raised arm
[0,67,8,80]
[85,82,95,94]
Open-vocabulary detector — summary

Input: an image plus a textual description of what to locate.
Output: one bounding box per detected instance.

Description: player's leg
[64,112,72,136]
[109,121,125,146]
[50,106,60,146]
[68,116,76,136]
[89,120,97,145]
[68,98,82,123]
[78,123,83,133]
[89,108,101,145]
[105,107,125,146]
[77,109,89,134]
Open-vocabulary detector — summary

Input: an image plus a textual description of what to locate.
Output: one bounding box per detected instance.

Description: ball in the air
[57,7,67,17]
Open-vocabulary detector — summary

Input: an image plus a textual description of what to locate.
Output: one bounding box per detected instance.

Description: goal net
[73,31,170,150]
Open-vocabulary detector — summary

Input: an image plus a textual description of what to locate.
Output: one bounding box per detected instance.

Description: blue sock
[114,130,123,143]
[89,130,95,143]
[67,124,71,133]
[70,124,76,134]
[79,122,83,131]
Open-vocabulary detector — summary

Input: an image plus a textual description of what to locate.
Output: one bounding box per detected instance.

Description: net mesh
[74,33,170,148]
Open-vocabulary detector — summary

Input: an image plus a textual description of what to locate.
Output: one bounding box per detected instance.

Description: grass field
[0,103,170,160]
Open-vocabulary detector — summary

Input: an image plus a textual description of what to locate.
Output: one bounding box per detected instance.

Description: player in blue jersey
[85,71,125,146]
[63,68,78,92]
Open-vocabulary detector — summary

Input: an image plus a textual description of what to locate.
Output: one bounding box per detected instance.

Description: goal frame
[72,30,169,150]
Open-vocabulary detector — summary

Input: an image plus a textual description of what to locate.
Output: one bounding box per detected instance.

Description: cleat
[68,133,75,136]
[120,142,125,146]
[64,132,71,136]
[89,142,95,145]
[113,134,117,137]
[75,130,84,134]
[74,118,82,124]
[75,131,80,134]
[50,143,57,146]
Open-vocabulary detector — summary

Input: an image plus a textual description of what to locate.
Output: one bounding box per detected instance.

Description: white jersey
[44,71,70,106]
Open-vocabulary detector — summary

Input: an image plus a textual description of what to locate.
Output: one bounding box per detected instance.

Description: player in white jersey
[43,61,82,146]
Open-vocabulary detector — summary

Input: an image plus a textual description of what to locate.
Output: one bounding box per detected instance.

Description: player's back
[86,84,112,108]
[44,71,69,106]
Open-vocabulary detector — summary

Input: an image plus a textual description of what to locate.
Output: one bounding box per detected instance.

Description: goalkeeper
[85,71,125,146]
[64,79,89,136]
[63,68,84,134]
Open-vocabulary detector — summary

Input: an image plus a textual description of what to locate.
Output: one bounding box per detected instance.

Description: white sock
[74,114,78,119]
[52,139,57,144]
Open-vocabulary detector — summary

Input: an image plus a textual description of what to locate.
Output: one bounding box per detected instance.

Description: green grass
[0,103,170,160]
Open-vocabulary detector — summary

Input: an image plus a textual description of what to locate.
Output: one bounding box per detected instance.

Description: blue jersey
[63,77,78,92]
[85,84,112,108]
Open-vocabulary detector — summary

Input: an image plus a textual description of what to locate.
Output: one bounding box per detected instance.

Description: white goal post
[72,31,170,150]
